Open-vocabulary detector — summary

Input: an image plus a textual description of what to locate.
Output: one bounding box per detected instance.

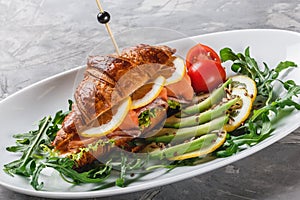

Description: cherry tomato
[186,44,221,70]
[187,60,226,93]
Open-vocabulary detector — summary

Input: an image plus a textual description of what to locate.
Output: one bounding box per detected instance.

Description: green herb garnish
[138,109,156,128]
[167,100,181,110]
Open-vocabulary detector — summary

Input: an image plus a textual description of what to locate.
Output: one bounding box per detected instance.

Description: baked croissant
[52,44,194,167]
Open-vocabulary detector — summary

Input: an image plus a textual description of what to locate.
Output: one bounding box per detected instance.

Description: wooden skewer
[95,0,120,55]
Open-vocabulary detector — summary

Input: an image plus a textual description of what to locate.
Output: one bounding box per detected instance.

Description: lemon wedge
[131,76,166,109]
[224,88,253,132]
[169,130,227,160]
[231,75,257,101]
[165,57,186,85]
[80,97,131,137]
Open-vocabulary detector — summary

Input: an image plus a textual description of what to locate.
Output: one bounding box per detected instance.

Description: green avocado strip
[149,133,219,159]
[178,78,232,117]
[165,98,239,128]
[147,115,228,143]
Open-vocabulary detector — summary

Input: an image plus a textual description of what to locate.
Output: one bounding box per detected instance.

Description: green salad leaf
[4,101,112,190]
[217,47,300,157]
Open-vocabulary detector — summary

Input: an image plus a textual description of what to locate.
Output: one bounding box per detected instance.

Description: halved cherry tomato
[186,43,226,93]
[187,60,226,93]
[186,44,221,70]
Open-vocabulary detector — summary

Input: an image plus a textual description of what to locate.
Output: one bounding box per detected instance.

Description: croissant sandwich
[52,44,194,167]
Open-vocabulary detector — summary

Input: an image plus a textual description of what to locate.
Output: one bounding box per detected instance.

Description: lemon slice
[169,130,227,160]
[165,57,186,85]
[231,75,257,101]
[80,97,131,137]
[223,88,253,132]
[131,76,166,109]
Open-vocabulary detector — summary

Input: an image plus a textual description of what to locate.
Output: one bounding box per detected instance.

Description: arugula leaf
[220,47,297,104]
[4,100,113,190]
[217,47,300,157]
[4,116,52,177]
[30,157,112,190]
[115,155,127,187]
[115,153,147,187]
[275,61,297,73]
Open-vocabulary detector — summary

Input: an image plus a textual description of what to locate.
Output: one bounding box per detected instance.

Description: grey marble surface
[1,0,300,199]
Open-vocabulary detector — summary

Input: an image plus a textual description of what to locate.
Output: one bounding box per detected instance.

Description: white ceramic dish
[0,29,300,199]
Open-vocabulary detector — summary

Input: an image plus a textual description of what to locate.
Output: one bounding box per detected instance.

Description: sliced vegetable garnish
[223,88,253,132]
[186,43,226,93]
[188,60,226,93]
[169,130,227,160]
[179,78,232,117]
[149,131,226,160]
[147,115,228,143]
[231,75,257,100]
[186,43,222,69]
[81,97,132,137]
[131,76,166,109]
[164,98,239,129]
[165,57,186,85]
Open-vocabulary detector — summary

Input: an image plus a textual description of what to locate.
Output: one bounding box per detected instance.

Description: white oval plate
[0,29,300,199]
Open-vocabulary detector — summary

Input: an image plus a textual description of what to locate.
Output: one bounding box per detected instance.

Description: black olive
[97,11,110,24]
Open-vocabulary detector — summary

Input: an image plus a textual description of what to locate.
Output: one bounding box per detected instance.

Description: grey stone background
[1,0,300,199]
